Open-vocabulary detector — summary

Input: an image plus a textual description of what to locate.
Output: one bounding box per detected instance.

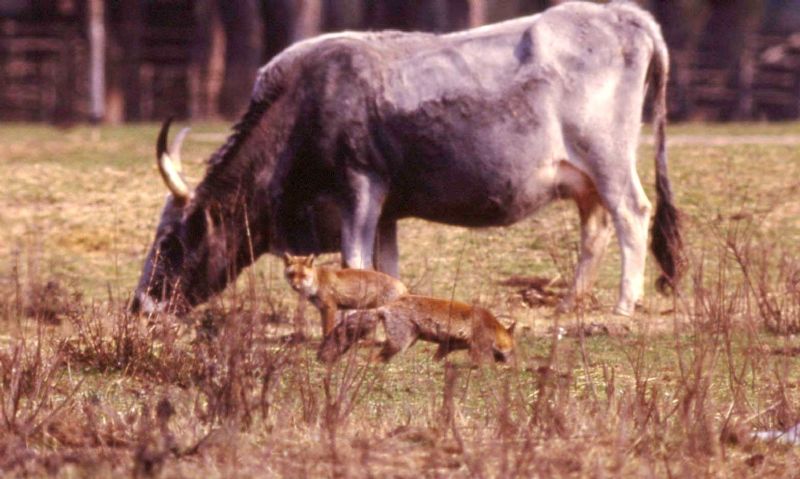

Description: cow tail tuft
[649,34,685,294]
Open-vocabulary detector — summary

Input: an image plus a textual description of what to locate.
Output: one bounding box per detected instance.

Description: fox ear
[283,252,292,265]
[305,254,315,267]
[506,321,516,335]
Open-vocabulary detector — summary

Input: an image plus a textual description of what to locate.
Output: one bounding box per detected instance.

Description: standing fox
[317,295,515,364]
[283,253,408,335]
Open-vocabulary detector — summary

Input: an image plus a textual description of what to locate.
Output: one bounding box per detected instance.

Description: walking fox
[317,295,515,363]
[283,253,408,335]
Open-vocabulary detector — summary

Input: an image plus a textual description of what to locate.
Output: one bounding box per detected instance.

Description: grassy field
[1,121,800,477]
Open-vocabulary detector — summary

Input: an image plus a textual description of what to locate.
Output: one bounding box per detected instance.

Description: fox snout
[492,347,513,363]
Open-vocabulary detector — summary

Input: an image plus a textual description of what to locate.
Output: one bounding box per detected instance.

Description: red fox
[283,253,408,335]
[317,295,515,364]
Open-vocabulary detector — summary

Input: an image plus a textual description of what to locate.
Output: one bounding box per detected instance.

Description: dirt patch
[498,275,567,308]
[555,321,632,338]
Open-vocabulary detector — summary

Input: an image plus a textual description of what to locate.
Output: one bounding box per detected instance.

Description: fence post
[87,0,105,123]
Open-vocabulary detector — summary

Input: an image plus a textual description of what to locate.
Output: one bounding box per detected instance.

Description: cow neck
[191,97,287,277]
[199,99,273,197]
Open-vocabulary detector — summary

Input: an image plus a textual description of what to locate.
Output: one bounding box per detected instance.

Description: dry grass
[1,122,800,477]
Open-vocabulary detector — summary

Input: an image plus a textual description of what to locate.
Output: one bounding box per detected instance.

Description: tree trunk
[517,0,546,15]
[54,24,79,125]
[218,0,263,118]
[120,0,142,121]
[261,0,293,63]
[260,0,322,65]
[364,0,416,30]
[292,0,322,42]
[425,0,450,32]
[651,0,692,120]
[323,0,365,30]
[189,0,225,119]
[695,0,750,120]
[701,0,748,69]
[87,0,105,123]
[468,0,487,27]
[365,0,469,32]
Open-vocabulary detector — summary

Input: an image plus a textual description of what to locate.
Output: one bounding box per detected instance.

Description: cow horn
[169,126,191,173]
[156,118,192,201]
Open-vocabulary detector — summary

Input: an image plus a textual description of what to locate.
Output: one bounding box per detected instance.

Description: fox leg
[467,336,492,364]
[434,339,469,361]
[319,304,337,336]
[468,344,494,364]
[433,344,450,361]
[292,295,308,341]
[378,316,417,362]
[317,311,377,363]
[317,320,353,363]
[467,316,496,364]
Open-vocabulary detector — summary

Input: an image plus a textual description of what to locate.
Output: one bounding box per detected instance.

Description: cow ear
[283,252,292,265]
[305,254,315,267]
[506,321,516,335]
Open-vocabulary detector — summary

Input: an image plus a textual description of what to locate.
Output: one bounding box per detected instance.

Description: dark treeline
[171,0,564,120]
[0,0,799,123]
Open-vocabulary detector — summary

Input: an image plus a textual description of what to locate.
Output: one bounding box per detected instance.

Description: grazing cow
[131,1,682,317]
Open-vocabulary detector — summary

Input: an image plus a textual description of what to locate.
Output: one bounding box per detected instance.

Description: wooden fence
[0,1,798,123]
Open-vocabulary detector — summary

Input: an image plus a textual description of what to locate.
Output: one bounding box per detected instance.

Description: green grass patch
[1,122,800,477]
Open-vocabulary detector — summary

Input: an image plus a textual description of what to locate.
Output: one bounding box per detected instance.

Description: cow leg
[374,218,399,277]
[603,170,652,316]
[559,192,613,312]
[340,172,385,270]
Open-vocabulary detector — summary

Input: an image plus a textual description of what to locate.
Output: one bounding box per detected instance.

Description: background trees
[1,0,799,122]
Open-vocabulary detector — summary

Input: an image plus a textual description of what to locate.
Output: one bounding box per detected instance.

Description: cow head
[131,106,344,316]
[131,120,230,315]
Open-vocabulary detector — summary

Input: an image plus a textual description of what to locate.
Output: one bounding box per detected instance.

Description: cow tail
[648,33,684,294]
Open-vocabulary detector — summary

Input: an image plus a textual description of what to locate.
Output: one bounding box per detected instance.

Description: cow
[131,0,683,318]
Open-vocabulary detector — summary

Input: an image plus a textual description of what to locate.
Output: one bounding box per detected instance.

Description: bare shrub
[24,280,83,325]
[733,244,800,335]
[5,185,800,477]
[64,305,195,385]
[0,254,82,326]
[703,212,800,335]
[0,335,82,447]
[191,306,294,428]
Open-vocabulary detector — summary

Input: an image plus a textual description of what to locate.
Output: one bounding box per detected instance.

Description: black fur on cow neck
[134,92,287,313]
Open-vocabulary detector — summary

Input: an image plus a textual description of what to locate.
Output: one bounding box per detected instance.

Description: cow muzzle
[130,292,168,316]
